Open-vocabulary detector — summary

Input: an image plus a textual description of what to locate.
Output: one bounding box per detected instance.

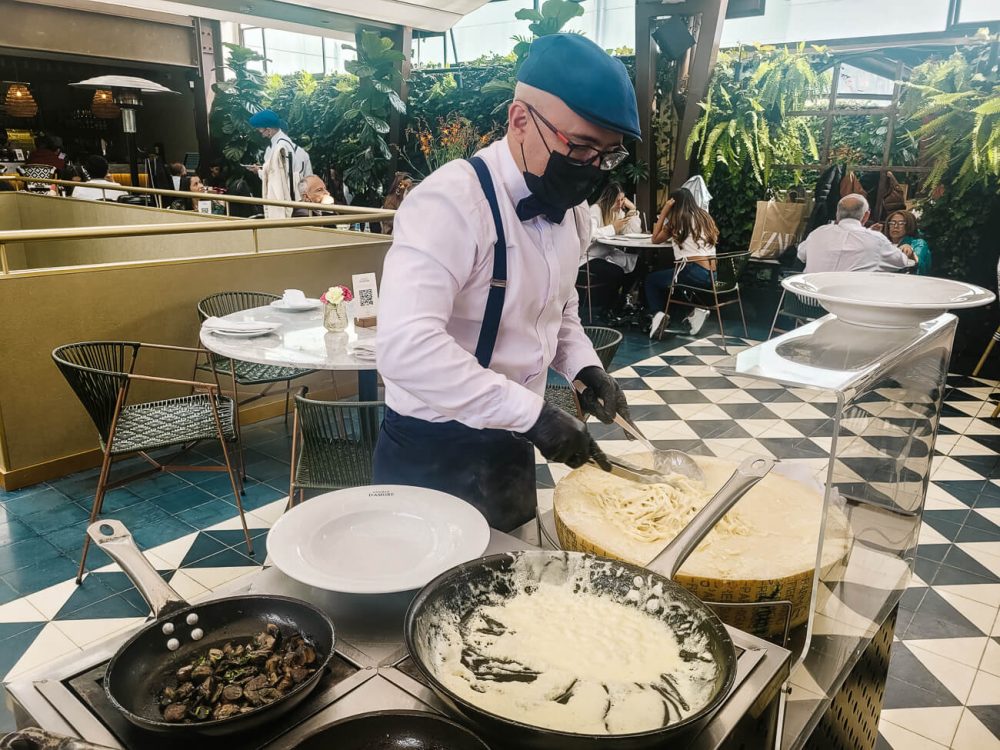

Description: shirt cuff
[505,385,546,434]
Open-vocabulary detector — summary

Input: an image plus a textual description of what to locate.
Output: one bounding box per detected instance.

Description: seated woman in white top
[578,182,642,314]
[646,187,718,337]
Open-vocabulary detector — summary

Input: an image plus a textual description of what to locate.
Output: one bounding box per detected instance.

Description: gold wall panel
[0,237,390,489]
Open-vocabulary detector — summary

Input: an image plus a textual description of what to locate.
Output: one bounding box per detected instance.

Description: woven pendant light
[91,89,120,119]
[4,83,38,118]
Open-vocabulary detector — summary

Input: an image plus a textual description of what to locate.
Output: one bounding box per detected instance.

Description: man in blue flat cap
[248,109,312,218]
[374,34,641,531]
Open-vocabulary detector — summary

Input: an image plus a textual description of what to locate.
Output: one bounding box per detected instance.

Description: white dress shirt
[72,178,126,202]
[585,204,642,272]
[797,218,913,273]
[377,137,602,433]
[261,130,312,218]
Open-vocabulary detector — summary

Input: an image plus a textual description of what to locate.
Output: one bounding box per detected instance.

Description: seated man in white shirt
[797,194,914,273]
[71,155,127,202]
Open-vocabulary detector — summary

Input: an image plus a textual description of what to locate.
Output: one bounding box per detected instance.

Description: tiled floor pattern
[0,331,997,749]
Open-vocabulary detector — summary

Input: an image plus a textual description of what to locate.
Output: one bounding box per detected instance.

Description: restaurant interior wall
[0,196,390,489]
[0,56,199,171]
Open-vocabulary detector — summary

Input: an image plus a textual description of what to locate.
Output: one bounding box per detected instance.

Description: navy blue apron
[372,157,536,532]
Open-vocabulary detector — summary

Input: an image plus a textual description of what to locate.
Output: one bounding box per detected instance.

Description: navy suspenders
[467,156,508,369]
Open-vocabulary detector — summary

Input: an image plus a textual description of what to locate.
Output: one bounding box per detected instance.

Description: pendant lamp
[4,83,38,118]
[91,89,120,119]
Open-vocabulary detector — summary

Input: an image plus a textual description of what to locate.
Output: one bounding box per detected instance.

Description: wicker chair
[18,163,56,192]
[653,252,750,353]
[768,288,826,339]
[52,341,254,582]
[196,291,316,425]
[544,326,624,418]
[288,389,385,507]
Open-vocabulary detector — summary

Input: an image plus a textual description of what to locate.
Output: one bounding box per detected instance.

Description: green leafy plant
[902,38,1000,194]
[480,0,587,103]
[331,29,407,204]
[687,43,829,185]
[209,44,269,168]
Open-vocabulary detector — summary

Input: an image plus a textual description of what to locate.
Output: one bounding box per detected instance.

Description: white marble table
[595,234,664,251]
[199,302,379,399]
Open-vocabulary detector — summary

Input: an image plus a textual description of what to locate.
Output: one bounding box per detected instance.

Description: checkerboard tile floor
[0,332,997,748]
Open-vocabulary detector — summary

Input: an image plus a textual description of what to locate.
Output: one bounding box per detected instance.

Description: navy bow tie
[516,195,567,224]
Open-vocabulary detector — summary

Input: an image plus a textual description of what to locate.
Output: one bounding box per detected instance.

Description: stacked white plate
[202,317,281,338]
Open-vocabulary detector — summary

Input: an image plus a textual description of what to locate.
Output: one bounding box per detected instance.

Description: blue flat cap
[517,34,641,141]
[248,109,282,129]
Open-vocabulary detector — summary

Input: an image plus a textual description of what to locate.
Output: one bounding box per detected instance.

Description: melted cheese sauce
[431,578,718,734]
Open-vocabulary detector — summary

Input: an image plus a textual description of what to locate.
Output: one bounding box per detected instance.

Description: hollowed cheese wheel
[553,456,851,638]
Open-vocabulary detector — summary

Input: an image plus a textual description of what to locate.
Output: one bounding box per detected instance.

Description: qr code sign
[359,288,375,307]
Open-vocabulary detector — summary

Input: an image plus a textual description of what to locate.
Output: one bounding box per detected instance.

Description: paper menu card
[352,273,379,319]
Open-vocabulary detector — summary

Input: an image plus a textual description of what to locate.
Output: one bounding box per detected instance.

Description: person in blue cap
[248,109,312,218]
[374,33,640,531]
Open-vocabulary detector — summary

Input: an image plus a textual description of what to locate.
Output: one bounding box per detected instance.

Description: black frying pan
[87,520,335,737]
[404,457,774,750]
[293,710,491,749]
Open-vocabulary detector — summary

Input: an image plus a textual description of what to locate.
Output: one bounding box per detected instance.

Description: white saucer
[270,298,322,312]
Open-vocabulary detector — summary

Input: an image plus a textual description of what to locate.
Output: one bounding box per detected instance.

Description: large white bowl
[781,272,995,328]
[267,485,490,594]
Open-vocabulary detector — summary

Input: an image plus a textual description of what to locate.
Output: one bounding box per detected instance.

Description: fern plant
[902,39,1000,195]
[687,43,828,185]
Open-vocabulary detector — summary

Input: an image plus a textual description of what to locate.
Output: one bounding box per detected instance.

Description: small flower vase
[323,302,349,332]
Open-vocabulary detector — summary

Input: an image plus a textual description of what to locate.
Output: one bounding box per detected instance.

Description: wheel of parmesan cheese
[554,456,851,638]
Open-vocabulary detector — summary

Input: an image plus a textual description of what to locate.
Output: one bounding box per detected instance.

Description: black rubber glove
[523,403,611,471]
[575,365,633,427]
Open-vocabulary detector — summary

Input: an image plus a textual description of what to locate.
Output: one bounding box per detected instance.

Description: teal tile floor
[0,322,996,748]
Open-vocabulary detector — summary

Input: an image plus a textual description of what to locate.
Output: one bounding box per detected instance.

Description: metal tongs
[573,379,705,484]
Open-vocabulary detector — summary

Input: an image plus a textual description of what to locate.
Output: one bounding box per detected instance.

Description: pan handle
[87,520,189,619]
[0,727,117,749]
[647,456,774,579]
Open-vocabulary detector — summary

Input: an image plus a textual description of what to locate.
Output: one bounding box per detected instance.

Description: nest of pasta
[553,456,850,637]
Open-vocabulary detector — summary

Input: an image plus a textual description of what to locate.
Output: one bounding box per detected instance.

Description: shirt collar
[495,136,532,205]
[838,218,863,229]
[270,129,286,146]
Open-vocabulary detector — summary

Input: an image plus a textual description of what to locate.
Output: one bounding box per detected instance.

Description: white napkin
[283,288,306,304]
[203,317,280,333]
[348,341,376,360]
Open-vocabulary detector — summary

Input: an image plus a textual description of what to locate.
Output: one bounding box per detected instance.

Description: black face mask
[521,142,603,213]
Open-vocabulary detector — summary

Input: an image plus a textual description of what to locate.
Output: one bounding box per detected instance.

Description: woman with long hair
[381,172,414,235]
[646,187,719,337]
[879,210,931,275]
[579,181,642,315]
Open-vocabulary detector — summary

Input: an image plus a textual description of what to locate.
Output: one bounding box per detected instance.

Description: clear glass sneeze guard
[714,313,957,750]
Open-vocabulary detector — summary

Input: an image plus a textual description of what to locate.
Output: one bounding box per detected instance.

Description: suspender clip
[490,279,508,289]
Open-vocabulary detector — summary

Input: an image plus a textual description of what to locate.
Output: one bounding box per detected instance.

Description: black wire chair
[196,291,317,426]
[544,327,624,418]
[288,388,385,507]
[52,341,253,583]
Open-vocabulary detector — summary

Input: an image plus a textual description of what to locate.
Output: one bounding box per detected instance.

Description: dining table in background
[199,302,379,401]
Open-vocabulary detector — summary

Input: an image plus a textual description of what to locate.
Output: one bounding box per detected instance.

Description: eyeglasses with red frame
[522,102,629,171]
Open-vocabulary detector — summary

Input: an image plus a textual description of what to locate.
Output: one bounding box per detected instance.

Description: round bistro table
[199,302,379,400]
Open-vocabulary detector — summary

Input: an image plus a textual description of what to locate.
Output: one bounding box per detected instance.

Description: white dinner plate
[206,327,277,338]
[623,232,652,240]
[781,272,995,328]
[270,298,322,312]
[267,485,490,594]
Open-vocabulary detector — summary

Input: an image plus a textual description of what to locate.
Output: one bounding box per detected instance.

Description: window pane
[959,0,1000,23]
